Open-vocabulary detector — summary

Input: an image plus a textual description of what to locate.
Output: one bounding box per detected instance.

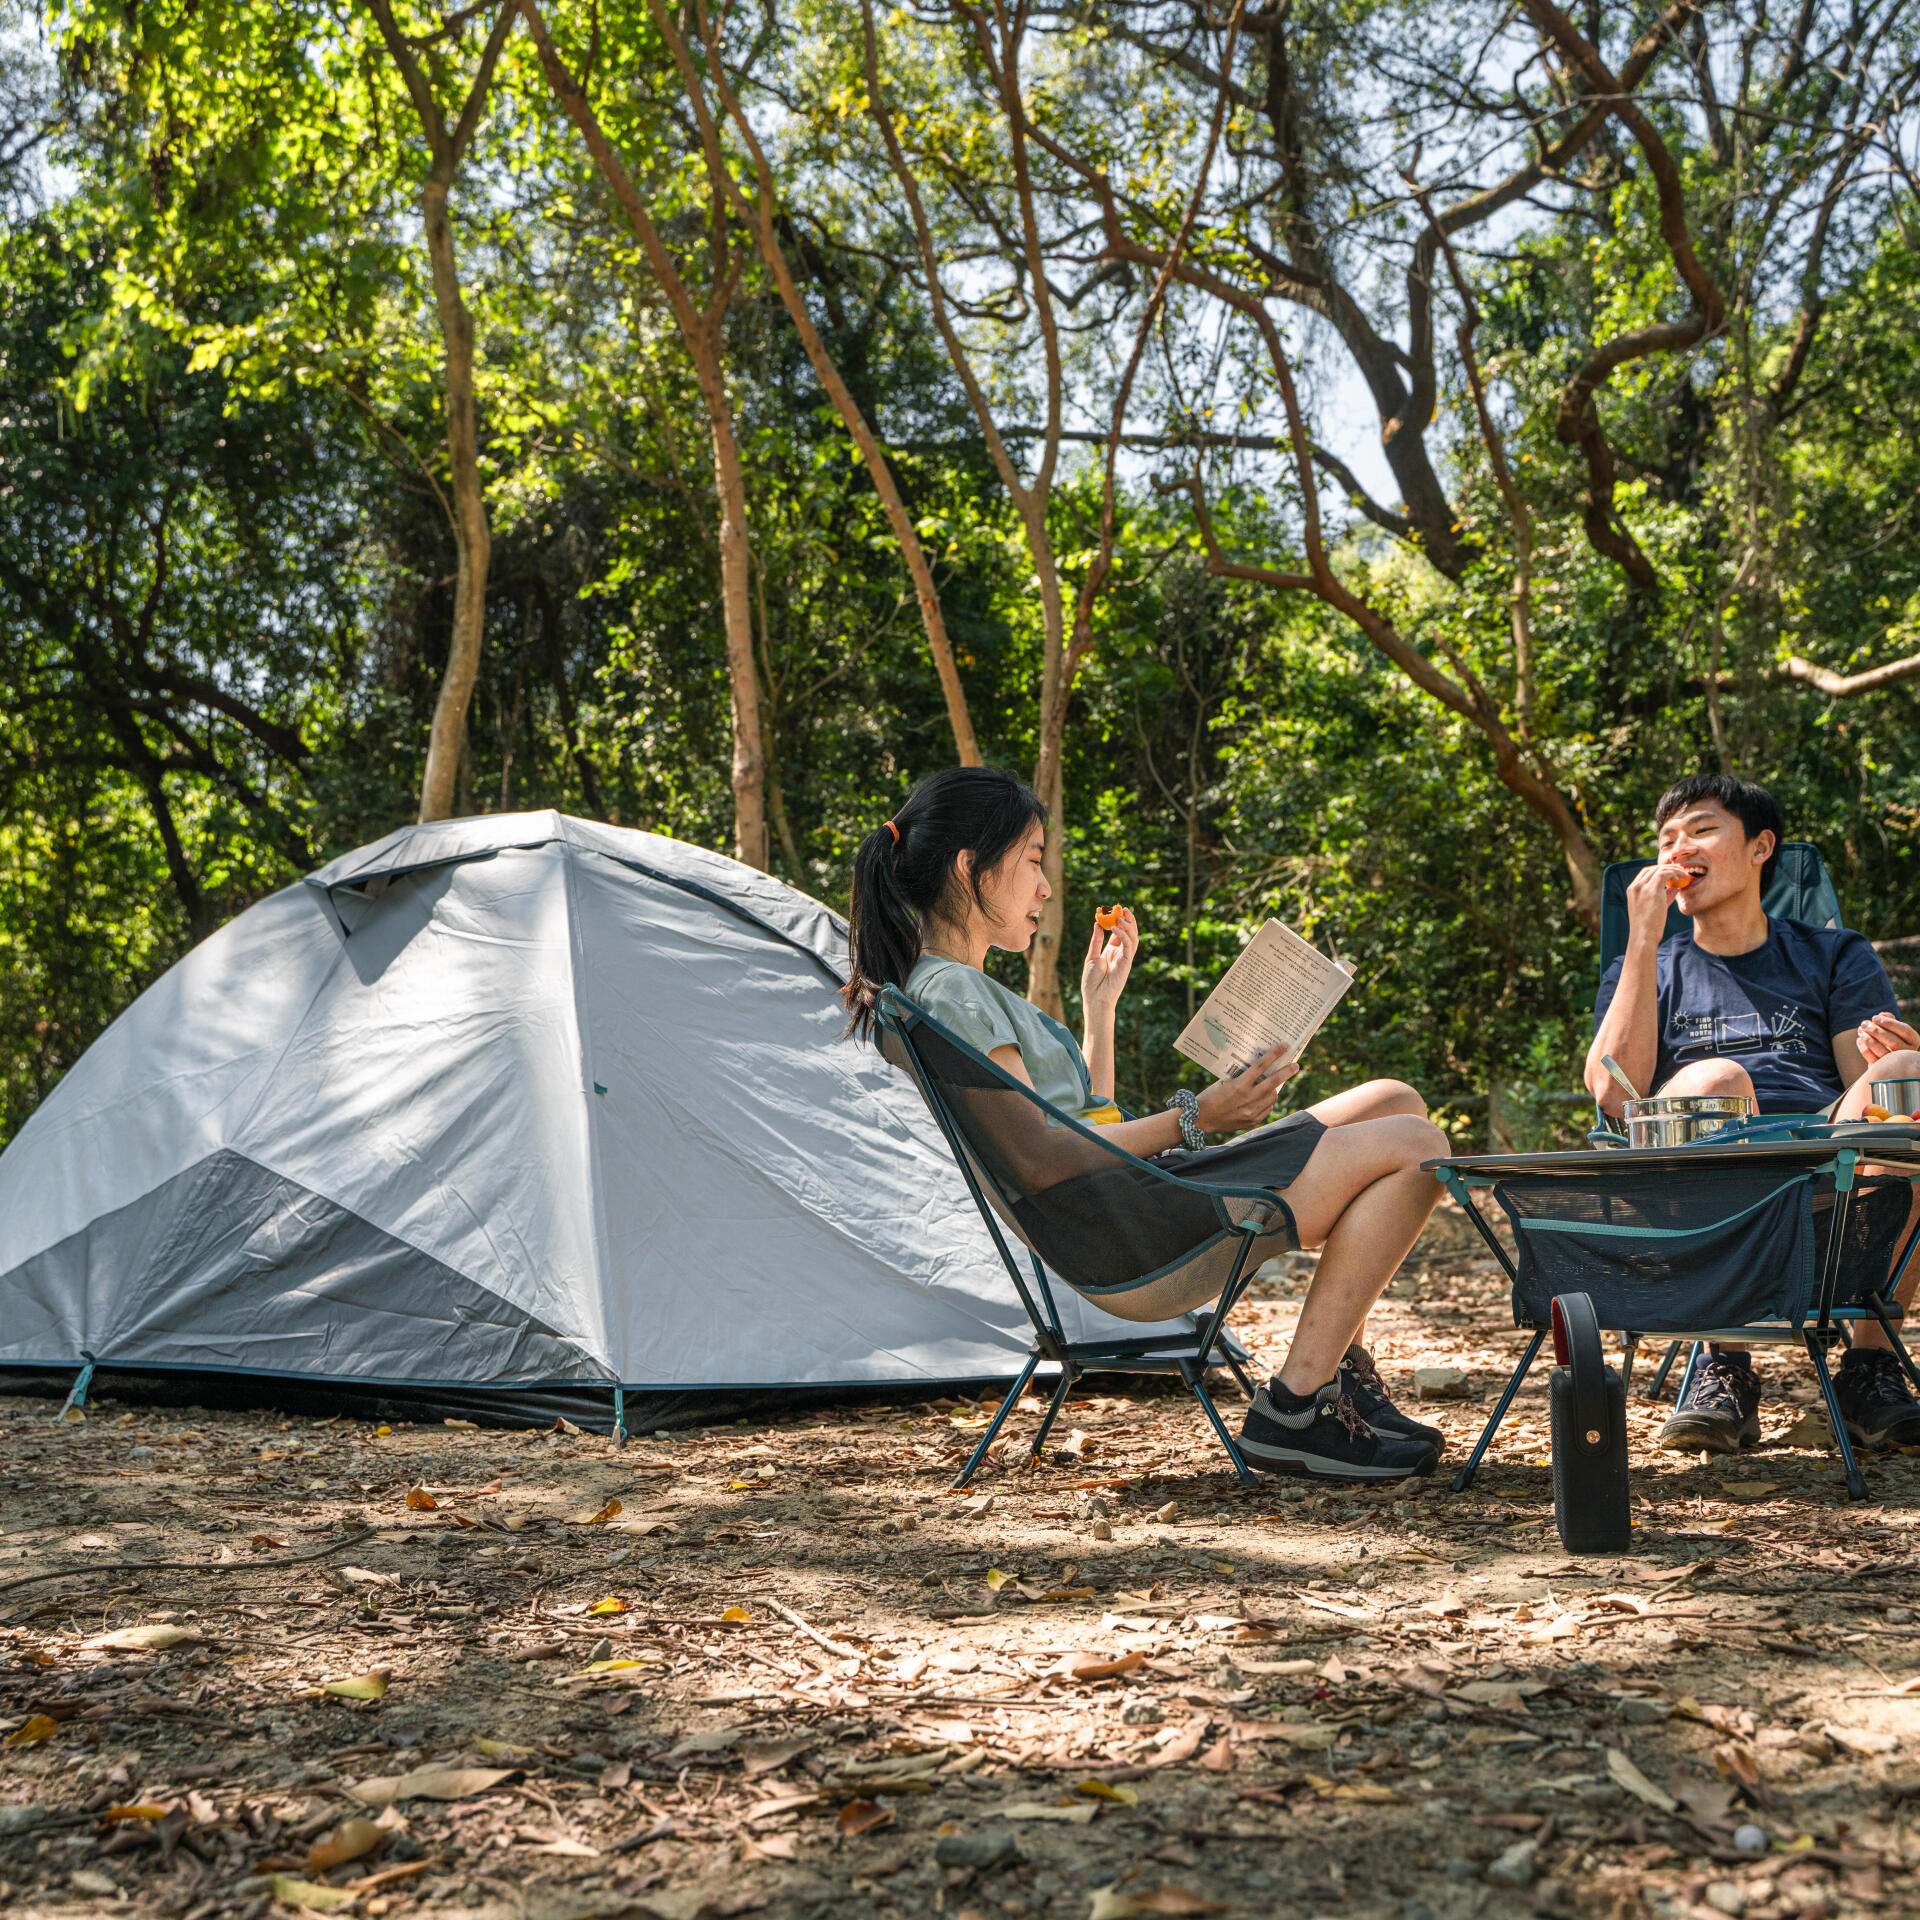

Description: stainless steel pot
[1869,1076,1920,1117]
[1621,1093,1757,1149]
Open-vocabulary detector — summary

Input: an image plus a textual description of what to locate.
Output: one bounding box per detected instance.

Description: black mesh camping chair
[876,984,1297,1487]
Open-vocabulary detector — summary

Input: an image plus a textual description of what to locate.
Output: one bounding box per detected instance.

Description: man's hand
[1195,1039,1298,1135]
[1080,907,1137,1019]
[1626,860,1690,945]
[1857,1011,1920,1064]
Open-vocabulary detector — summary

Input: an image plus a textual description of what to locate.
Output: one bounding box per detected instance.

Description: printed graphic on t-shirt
[1669,1004,1811,1058]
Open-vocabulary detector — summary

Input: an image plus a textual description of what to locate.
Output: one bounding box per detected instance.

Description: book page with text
[1173,920,1353,1079]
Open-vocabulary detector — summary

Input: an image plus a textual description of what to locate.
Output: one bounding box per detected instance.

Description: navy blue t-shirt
[1593,918,1897,1113]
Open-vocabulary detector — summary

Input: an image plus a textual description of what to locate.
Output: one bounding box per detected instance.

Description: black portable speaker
[1548,1292,1632,1554]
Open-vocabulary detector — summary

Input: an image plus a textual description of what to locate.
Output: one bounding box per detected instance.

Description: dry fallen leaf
[269,1875,358,1913]
[1260,1723,1338,1750]
[307,1817,389,1874]
[1607,1747,1680,1813]
[586,1499,623,1525]
[1669,1771,1738,1826]
[352,1766,515,1806]
[1000,1801,1099,1824]
[85,1625,198,1653]
[5,1716,57,1747]
[1088,1887,1228,1918]
[985,1568,1013,1591]
[1713,1741,1764,1789]
[335,1567,400,1588]
[1075,1780,1140,1806]
[835,1798,893,1837]
[100,1804,173,1823]
[1824,1724,1898,1756]
[1146,1722,1208,1769]
[474,1738,537,1760]
[1230,1654,1316,1676]
[588,1595,631,1616]
[1070,1651,1146,1682]
[741,1737,815,1777]
[405,1485,438,1511]
[321,1671,389,1701]
[1777,1408,1834,1450]
[1716,1481,1780,1503]
[720,1606,753,1623]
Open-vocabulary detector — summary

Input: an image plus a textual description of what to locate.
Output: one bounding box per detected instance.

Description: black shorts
[1150,1111,1327,1192]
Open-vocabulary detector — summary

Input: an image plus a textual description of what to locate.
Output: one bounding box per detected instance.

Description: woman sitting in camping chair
[844,766,1451,1483]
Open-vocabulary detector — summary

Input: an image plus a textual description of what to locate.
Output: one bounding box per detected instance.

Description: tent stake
[613,1385,627,1449]
[56,1354,95,1424]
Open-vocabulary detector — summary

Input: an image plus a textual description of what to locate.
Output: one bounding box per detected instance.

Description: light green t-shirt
[906,954,1093,1118]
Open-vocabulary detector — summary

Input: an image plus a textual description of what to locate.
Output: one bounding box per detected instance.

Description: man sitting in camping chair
[1585,773,1920,1454]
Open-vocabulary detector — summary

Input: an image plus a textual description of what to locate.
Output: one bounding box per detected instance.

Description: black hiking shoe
[1238,1378,1439,1482]
[1658,1351,1761,1453]
[1833,1350,1920,1451]
[1340,1343,1445,1455]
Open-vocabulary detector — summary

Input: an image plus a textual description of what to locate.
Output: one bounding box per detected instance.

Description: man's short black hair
[1655,773,1785,894]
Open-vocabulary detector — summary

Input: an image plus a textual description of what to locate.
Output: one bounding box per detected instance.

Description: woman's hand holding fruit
[1082,906,1138,1018]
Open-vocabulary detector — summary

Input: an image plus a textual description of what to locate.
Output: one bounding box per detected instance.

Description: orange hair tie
[885,820,900,843]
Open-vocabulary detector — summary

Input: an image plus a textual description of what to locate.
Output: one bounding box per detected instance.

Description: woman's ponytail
[843,820,921,1040]
[842,766,1046,1041]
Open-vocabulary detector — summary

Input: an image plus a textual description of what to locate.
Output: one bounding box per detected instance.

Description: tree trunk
[417,170,492,824]
[1029,756,1068,1022]
[693,344,769,870]
[1026,510,1071,1018]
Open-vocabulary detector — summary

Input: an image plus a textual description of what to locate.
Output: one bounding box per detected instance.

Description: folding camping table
[1429,1122,1920,1501]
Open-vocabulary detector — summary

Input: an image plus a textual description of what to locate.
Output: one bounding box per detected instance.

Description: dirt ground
[5,1212,1920,1920]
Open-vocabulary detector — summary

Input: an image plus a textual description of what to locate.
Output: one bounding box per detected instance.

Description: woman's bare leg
[1307,1079,1427,1127]
[1271,1113,1449,1394]
[1302,1081,1431,1352]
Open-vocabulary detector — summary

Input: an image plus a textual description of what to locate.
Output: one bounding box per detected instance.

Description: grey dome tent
[0,812,1192,1430]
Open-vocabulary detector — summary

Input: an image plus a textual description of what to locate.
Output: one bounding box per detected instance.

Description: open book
[1174,919,1354,1079]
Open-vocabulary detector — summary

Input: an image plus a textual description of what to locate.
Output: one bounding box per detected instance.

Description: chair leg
[951,1354,1039,1490]
[1672,1340,1706,1409]
[1221,1347,1258,1399]
[1181,1358,1255,1486]
[1620,1334,1638,1393]
[1805,1332,1868,1502]
[1641,1340,1684,1402]
[1450,1331,1546,1494]
[1864,1293,1920,1395]
[1028,1364,1076,1458]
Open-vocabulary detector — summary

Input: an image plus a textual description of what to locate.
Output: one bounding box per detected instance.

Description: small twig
[743,1594,866,1663]
[0,1528,375,1600]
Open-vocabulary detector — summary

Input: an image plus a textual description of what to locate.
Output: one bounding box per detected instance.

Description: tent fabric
[0,811,1191,1409]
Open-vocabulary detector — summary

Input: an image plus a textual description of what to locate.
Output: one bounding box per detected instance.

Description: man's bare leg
[1830,1049,1920,1354]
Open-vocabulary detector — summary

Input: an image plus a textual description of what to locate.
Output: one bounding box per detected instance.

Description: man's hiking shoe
[1833,1350,1920,1450]
[1238,1378,1438,1481]
[1340,1343,1445,1455]
[1658,1352,1760,1453]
